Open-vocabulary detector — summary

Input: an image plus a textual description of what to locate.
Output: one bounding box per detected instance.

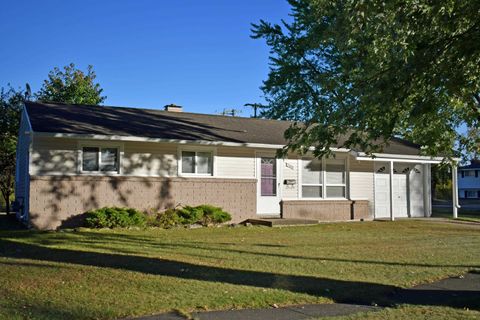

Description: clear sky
[0,0,292,116]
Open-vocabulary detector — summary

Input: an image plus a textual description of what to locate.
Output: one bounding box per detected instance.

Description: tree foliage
[1,63,106,214]
[36,63,106,105]
[252,0,480,158]
[0,86,27,214]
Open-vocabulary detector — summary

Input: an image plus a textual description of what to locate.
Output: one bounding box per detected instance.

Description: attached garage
[373,162,430,220]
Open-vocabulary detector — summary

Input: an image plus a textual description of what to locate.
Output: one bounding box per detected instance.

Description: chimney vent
[164,104,183,112]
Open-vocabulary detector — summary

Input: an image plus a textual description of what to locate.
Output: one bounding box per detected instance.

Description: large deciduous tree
[1,64,106,214]
[36,63,106,105]
[0,86,28,214]
[252,0,480,158]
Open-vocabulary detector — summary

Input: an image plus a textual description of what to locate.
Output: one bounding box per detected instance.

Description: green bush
[146,205,232,228]
[177,206,204,225]
[435,181,452,200]
[196,205,232,226]
[84,207,146,228]
[147,208,182,229]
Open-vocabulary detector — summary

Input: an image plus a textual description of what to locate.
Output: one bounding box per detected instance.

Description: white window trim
[78,141,124,175]
[177,146,217,177]
[299,156,348,200]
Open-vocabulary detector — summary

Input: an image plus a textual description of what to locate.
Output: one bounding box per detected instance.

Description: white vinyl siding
[282,158,298,198]
[216,147,255,178]
[349,156,374,214]
[122,141,177,176]
[30,137,77,175]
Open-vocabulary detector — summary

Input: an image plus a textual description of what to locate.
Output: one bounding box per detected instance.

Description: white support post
[452,164,459,219]
[423,164,431,217]
[390,160,395,221]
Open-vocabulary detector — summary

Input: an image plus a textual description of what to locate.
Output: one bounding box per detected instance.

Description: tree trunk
[5,193,10,215]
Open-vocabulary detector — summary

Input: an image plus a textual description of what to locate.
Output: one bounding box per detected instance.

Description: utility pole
[244,103,264,118]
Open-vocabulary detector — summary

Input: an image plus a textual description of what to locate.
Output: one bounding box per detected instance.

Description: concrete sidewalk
[131,303,378,320]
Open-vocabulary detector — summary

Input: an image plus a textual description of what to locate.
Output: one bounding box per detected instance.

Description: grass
[0,218,480,319]
[432,206,480,223]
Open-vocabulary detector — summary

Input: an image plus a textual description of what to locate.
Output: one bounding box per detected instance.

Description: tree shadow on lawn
[0,238,479,312]
[40,231,480,270]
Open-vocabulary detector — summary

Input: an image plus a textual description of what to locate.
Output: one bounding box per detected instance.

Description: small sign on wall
[284,179,296,185]
[285,162,294,170]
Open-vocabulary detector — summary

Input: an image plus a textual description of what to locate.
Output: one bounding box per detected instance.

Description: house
[458,160,480,199]
[15,101,455,230]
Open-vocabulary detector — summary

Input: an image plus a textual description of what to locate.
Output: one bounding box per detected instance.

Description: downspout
[451,163,461,219]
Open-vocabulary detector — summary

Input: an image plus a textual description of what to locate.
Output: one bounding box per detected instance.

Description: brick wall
[29,176,256,230]
[281,199,372,221]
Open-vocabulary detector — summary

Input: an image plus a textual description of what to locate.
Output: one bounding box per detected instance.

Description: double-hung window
[466,190,477,198]
[464,170,475,177]
[301,158,322,198]
[301,157,346,198]
[181,151,213,175]
[325,159,346,198]
[82,147,119,173]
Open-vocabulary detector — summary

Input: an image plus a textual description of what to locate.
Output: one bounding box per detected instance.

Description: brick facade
[281,199,372,221]
[29,176,257,230]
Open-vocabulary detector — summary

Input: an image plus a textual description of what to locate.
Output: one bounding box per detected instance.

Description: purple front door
[257,156,281,215]
[261,157,277,196]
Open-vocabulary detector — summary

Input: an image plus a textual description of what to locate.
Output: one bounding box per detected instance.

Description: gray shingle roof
[25,101,422,156]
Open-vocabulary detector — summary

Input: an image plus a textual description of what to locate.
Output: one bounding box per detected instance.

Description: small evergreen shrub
[84,207,146,228]
[147,208,182,229]
[177,206,204,225]
[197,205,232,226]
[146,205,232,228]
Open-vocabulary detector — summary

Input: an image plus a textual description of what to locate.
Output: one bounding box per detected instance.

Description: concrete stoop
[244,218,319,227]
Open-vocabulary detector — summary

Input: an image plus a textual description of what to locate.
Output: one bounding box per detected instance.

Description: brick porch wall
[29,175,257,230]
[281,199,371,221]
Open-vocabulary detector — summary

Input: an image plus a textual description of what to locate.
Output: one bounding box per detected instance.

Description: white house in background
[458,160,480,199]
[15,101,458,230]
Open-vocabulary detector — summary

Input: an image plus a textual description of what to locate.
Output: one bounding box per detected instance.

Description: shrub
[84,207,146,228]
[435,181,452,200]
[147,208,182,229]
[145,205,232,228]
[177,206,204,225]
[197,205,232,226]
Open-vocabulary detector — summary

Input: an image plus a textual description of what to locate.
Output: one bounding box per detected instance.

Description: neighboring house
[458,160,480,199]
[16,102,448,230]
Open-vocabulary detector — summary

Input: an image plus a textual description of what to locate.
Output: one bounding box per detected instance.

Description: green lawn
[0,218,479,319]
[432,206,480,223]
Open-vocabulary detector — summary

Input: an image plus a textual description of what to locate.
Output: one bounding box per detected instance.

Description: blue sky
[0,0,292,116]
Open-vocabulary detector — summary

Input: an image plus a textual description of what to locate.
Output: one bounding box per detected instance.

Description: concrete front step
[245,218,319,227]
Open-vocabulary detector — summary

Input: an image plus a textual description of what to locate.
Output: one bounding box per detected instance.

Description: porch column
[389,160,395,221]
[423,164,431,217]
[452,163,459,219]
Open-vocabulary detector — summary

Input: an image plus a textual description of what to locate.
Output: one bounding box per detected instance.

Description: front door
[257,155,281,215]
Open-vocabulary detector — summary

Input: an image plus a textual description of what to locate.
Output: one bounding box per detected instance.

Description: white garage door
[374,163,409,219]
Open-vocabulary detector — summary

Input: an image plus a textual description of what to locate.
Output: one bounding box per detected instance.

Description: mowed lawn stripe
[0,220,479,319]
